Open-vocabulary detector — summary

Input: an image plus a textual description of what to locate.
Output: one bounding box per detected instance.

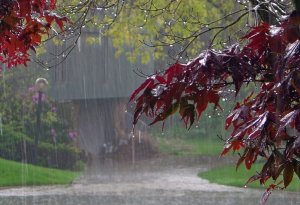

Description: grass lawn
[0,158,80,187]
[154,130,299,192]
[154,136,223,156]
[199,163,300,192]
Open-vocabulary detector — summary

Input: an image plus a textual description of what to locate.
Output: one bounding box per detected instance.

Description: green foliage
[0,67,68,138]
[0,67,69,140]
[103,0,239,63]
[62,0,241,64]
[154,135,223,156]
[0,67,83,169]
[38,143,84,170]
[0,125,84,170]
[0,158,79,187]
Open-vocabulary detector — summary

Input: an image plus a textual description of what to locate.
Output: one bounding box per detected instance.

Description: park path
[0,156,298,205]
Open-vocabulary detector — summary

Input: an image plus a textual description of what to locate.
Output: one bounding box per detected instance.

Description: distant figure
[86,152,93,167]
[113,100,132,146]
[99,144,106,164]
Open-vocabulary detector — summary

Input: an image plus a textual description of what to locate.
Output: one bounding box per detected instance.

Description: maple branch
[130,1,300,202]
[210,11,249,47]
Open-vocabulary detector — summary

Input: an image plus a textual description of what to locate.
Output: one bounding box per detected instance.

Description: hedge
[0,125,85,170]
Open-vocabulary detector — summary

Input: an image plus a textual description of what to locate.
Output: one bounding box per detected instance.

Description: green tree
[54,0,240,65]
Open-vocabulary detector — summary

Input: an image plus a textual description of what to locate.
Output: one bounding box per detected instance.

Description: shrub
[0,125,85,170]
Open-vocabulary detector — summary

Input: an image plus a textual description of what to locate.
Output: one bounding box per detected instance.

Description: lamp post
[34,78,48,164]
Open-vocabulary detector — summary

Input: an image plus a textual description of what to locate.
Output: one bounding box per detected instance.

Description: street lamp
[34,78,48,164]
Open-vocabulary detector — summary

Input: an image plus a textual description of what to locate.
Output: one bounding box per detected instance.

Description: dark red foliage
[0,0,68,68]
[131,11,300,198]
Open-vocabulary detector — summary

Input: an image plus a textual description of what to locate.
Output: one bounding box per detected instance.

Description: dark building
[47,32,154,159]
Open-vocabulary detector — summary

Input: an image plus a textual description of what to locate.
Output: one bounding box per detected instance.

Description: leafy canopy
[0,0,238,68]
[100,0,236,63]
[54,0,239,64]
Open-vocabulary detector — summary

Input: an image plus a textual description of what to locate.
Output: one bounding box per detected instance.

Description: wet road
[0,156,298,205]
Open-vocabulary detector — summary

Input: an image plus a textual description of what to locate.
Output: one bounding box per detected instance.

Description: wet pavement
[0,156,299,205]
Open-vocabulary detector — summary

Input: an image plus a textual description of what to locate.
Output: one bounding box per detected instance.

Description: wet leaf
[283,162,294,187]
[246,173,261,185]
[130,78,154,101]
[260,188,272,205]
[293,159,300,179]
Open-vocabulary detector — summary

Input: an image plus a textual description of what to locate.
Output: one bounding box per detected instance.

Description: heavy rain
[0,1,299,205]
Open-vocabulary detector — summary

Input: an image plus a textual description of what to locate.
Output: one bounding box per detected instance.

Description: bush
[0,125,85,170]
